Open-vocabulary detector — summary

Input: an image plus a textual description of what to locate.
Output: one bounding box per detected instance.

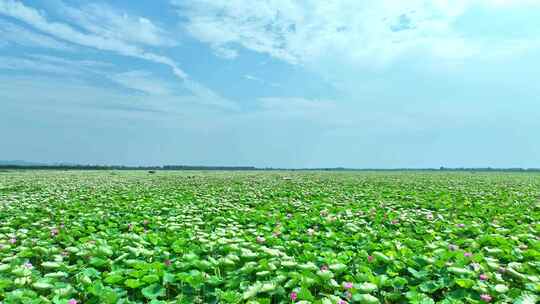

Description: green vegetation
[0,171,539,304]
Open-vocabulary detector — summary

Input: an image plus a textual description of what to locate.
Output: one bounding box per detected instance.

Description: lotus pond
[0,171,539,304]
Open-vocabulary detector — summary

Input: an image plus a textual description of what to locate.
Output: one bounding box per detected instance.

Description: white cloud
[0,0,187,79]
[28,54,114,70]
[214,46,238,59]
[0,0,240,110]
[244,74,261,82]
[0,20,73,50]
[60,3,176,47]
[175,0,540,68]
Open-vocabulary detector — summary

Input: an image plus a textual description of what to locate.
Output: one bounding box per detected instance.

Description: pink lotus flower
[479,274,488,281]
[164,259,172,267]
[9,238,16,244]
[480,294,492,302]
[338,300,348,304]
[391,219,398,225]
[343,282,353,289]
[464,252,472,257]
[367,255,374,262]
[457,223,465,228]
[290,292,298,301]
[51,228,59,236]
[24,262,33,269]
[256,236,266,244]
[68,299,78,304]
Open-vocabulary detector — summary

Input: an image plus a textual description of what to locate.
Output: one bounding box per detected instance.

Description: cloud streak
[60,3,177,47]
[0,0,187,79]
[0,56,77,74]
[0,54,115,77]
[109,71,174,96]
[0,0,243,110]
[0,19,73,50]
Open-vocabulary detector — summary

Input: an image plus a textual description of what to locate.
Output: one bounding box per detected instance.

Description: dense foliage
[0,171,539,304]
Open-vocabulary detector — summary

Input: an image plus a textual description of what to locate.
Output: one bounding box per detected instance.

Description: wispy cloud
[108,69,240,110]
[28,54,114,69]
[183,80,240,110]
[0,75,169,119]
[0,54,113,76]
[109,71,174,96]
[176,0,540,68]
[60,3,177,47]
[244,74,261,82]
[244,74,280,87]
[0,0,187,78]
[0,56,76,74]
[0,20,73,50]
[0,0,241,110]
[214,46,238,59]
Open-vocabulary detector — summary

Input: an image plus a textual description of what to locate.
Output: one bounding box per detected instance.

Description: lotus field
[0,171,539,304]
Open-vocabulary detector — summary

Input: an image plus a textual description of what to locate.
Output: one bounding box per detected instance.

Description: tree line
[0,165,539,172]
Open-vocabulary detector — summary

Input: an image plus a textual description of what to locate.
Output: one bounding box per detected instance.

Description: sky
[1,0,540,168]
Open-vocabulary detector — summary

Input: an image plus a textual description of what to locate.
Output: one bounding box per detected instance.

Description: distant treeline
[0,165,539,172]
[0,165,256,171]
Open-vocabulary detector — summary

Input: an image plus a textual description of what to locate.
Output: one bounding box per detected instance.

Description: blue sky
[1,0,540,168]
